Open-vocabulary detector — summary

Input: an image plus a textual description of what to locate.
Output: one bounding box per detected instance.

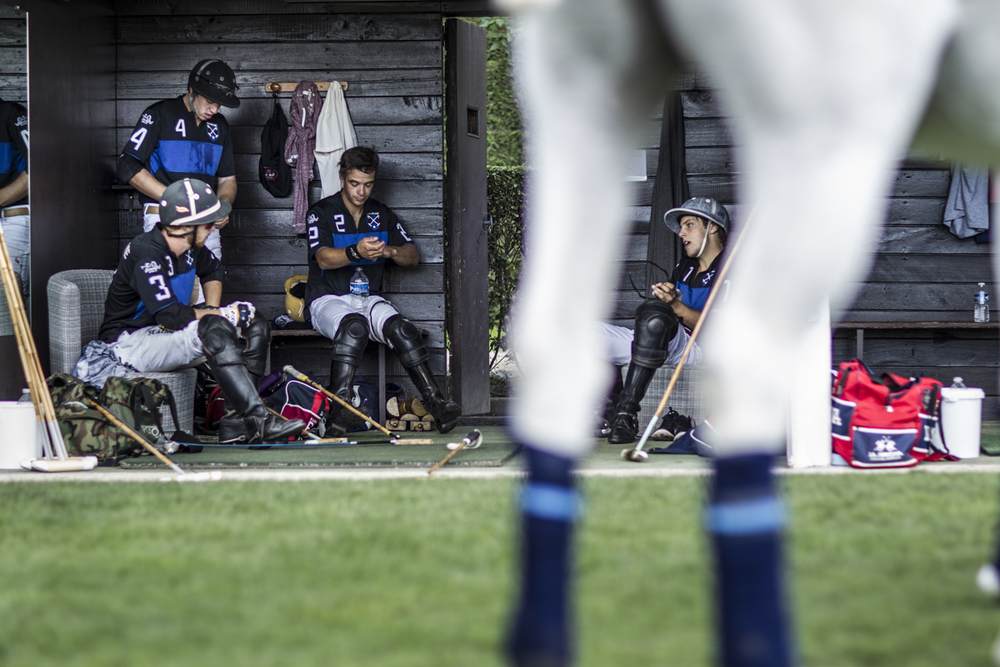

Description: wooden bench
[836,321,999,361]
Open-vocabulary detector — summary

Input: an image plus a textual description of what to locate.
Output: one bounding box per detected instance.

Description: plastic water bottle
[975,283,990,323]
[16,388,30,404]
[350,267,369,312]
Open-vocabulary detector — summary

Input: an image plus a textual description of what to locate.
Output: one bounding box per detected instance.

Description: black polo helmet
[663,196,730,235]
[160,178,231,227]
[188,59,240,108]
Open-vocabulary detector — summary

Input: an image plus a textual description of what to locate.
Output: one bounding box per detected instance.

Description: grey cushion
[47,269,196,434]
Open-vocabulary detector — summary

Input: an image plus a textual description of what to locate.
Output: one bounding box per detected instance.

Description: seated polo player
[95,178,304,445]
[305,146,461,433]
[598,196,729,444]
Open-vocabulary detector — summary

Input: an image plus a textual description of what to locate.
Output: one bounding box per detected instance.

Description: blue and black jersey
[98,229,223,342]
[304,193,414,306]
[0,99,28,206]
[116,95,235,199]
[671,254,722,315]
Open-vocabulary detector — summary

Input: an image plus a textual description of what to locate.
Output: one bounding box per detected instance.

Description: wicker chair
[47,269,196,434]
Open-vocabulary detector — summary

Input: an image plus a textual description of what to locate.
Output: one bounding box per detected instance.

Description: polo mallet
[85,398,221,482]
[0,224,91,470]
[428,428,483,475]
[283,364,429,445]
[623,209,754,462]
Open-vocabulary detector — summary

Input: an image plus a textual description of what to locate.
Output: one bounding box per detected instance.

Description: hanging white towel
[315,84,358,198]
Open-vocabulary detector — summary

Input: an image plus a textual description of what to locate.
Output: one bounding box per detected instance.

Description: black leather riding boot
[404,362,461,434]
[608,364,657,445]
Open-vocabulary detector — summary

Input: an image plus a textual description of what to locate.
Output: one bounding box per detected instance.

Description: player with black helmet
[116,59,239,263]
[95,178,304,446]
[599,196,729,444]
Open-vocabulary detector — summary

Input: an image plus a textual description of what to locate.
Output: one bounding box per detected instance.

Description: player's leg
[217,315,272,443]
[505,1,680,664]
[655,1,958,664]
[309,293,371,431]
[608,299,679,444]
[198,316,304,444]
[0,209,29,298]
[379,299,461,434]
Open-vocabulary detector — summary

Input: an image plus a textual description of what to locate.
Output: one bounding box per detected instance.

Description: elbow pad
[116,153,145,185]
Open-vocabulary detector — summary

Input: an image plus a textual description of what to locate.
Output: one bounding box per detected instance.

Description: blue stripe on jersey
[0,142,25,176]
[678,284,711,311]
[151,140,224,178]
[132,271,196,320]
[328,231,389,266]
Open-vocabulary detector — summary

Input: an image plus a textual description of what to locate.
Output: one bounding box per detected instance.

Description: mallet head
[621,448,649,462]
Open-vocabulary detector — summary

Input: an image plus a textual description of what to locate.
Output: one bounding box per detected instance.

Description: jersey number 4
[129,127,148,151]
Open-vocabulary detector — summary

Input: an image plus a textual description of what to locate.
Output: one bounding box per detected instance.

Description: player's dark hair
[340,146,379,176]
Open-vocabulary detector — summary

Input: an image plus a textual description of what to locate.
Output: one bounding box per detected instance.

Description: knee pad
[631,299,678,369]
[383,315,427,368]
[198,315,246,367]
[331,313,369,367]
[242,316,272,377]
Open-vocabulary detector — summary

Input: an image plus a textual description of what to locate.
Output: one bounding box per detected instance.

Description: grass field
[2,473,1000,666]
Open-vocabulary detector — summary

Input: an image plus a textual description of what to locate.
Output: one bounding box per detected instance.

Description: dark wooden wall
[615,72,999,417]
[113,2,448,392]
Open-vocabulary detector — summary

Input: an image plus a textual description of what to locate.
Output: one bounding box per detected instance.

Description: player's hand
[220,301,256,328]
[652,282,680,305]
[358,236,386,260]
[212,214,230,231]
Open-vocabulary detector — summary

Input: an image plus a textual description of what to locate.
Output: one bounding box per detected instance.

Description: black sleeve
[130,254,197,331]
[386,208,413,247]
[194,246,225,283]
[307,203,335,261]
[117,104,160,183]
[8,103,27,174]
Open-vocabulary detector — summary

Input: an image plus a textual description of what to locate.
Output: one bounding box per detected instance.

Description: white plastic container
[937,386,986,459]
[0,401,38,469]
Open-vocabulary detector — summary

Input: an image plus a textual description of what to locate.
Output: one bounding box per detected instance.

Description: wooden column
[26,0,118,375]
[444,19,489,414]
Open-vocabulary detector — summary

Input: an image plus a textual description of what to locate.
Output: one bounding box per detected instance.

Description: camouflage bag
[47,373,181,463]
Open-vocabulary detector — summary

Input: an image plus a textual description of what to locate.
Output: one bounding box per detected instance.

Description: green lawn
[1,474,999,666]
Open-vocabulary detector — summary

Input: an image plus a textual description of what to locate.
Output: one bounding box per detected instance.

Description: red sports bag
[831,359,953,468]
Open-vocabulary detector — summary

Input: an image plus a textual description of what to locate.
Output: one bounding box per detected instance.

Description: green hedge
[487,166,526,370]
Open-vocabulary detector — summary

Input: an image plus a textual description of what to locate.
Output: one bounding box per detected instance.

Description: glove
[219,301,256,328]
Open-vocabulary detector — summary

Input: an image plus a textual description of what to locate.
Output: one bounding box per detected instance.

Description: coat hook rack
[264,81,348,94]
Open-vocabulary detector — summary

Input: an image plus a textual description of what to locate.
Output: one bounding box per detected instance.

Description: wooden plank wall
[113,3,446,390]
[616,71,999,417]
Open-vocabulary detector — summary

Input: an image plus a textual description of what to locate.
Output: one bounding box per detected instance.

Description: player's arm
[197,280,223,314]
[379,214,419,266]
[212,176,237,231]
[127,168,168,201]
[133,262,197,331]
[381,242,418,267]
[117,105,163,197]
[0,171,27,207]
[651,281,702,329]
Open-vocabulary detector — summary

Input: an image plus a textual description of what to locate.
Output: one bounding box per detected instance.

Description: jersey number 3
[148,275,171,302]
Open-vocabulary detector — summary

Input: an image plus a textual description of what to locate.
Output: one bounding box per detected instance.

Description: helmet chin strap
[694,222,714,259]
